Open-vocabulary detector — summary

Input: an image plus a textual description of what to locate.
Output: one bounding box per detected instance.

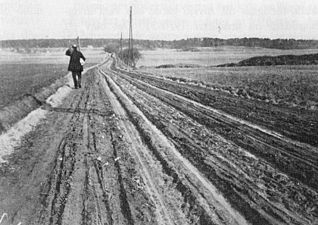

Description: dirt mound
[218,53,318,67]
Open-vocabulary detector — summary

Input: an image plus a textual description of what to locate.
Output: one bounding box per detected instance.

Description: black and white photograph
[0,0,317,224]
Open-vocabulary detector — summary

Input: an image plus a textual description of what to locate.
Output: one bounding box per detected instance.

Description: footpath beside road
[0,57,317,225]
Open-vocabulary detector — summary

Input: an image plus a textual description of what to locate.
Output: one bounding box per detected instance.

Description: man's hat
[72,44,77,48]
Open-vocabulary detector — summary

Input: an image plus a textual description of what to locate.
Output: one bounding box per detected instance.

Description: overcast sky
[1,0,318,40]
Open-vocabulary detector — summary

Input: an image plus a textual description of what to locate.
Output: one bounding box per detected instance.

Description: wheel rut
[97,57,318,225]
[99,65,250,225]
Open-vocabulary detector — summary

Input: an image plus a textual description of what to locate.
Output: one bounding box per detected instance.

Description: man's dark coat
[65,49,86,72]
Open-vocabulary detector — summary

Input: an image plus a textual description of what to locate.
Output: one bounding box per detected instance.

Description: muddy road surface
[0,57,317,225]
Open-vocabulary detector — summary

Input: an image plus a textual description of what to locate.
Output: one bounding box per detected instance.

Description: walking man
[65,44,86,89]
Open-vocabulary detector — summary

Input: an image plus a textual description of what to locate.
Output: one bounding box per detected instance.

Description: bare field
[139,47,318,110]
[0,48,105,108]
[0,64,67,108]
[141,65,318,110]
[0,47,105,64]
[138,46,318,67]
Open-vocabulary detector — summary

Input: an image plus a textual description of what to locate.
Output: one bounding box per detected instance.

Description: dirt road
[0,56,317,225]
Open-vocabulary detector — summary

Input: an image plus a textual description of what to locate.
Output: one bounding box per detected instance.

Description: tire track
[104,60,318,191]
[79,70,115,225]
[99,65,249,225]
[95,70,160,225]
[81,69,157,225]
[99,59,318,224]
[99,69,176,225]
[37,69,97,225]
[112,61,318,148]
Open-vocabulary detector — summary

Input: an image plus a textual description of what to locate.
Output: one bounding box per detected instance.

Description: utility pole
[120,32,123,54]
[128,6,133,67]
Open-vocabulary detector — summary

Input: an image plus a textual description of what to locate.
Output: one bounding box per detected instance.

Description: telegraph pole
[120,32,123,53]
[128,6,133,67]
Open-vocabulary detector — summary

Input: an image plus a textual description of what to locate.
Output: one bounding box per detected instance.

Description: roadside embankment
[0,65,98,134]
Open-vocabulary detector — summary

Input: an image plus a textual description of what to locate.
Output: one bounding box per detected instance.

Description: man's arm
[80,52,86,61]
[65,49,72,56]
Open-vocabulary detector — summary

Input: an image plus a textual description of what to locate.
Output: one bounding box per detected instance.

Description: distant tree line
[0,39,120,49]
[201,38,318,50]
[2,37,318,50]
